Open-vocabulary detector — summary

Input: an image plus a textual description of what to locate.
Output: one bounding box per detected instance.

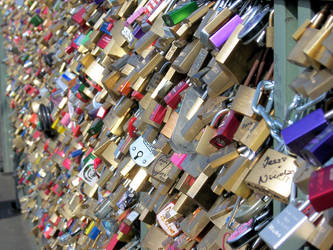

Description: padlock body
[210,111,241,148]
[209,14,242,49]
[309,164,333,212]
[259,204,316,250]
[302,125,333,166]
[281,109,328,155]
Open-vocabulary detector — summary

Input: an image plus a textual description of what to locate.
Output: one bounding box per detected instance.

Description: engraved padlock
[245,148,298,203]
[259,198,322,250]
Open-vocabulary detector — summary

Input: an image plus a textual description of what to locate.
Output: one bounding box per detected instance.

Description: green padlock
[30,15,43,27]
[162,2,198,27]
[88,119,104,136]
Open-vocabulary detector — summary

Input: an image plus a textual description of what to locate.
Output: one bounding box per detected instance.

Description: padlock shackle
[229,0,244,12]
[324,109,333,120]
[158,61,171,74]
[308,211,322,223]
[210,109,229,127]
[227,196,242,229]
[298,200,310,212]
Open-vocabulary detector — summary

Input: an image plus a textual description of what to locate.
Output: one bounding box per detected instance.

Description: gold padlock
[231,85,258,117]
[172,39,203,74]
[215,23,258,84]
[245,148,298,203]
[266,10,274,48]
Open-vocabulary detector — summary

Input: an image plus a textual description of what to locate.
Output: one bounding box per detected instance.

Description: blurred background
[0,13,36,250]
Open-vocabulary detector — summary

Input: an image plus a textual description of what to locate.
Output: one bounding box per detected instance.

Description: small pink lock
[61,113,70,126]
[170,153,187,170]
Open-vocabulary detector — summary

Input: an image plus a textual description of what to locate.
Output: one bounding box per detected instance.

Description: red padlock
[150,104,167,124]
[164,80,189,109]
[309,164,333,212]
[210,110,242,148]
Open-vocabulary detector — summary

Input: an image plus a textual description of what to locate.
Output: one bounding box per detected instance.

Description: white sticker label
[78,158,99,187]
[121,26,134,44]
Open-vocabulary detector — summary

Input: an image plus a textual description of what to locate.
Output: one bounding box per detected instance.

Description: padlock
[259,199,322,250]
[245,148,298,203]
[203,61,236,98]
[186,169,218,210]
[170,87,205,153]
[156,202,181,237]
[227,209,272,249]
[289,68,314,96]
[293,157,313,195]
[208,194,236,227]
[234,193,271,224]
[239,117,270,152]
[281,108,333,156]
[195,109,229,156]
[180,208,211,240]
[181,95,227,142]
[309,164,333,212]
[162,1,198,27]
[302,125,333,166]
[233,116,258,142]
[303,68,333,100]
[134,31,159,56]
[209,110,242,149]
[303,15,333,67]
[308,217,333,250]
[292,5,328,41]
[172,39,203,74]
[175,2,214,40]
[237,5,271,45]
[200,0,243,46]
[145,62,171,92]
[231,85,258,117]
[266,10,274,48]
[187,48,211,78]
[215,22,258,85]
[288,10,331,68]
[212,151,254,196]
[209,2,256,49]
[172,193,197,217]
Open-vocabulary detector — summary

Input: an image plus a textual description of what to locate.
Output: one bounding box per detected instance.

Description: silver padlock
[259,197,322,250]
[129,136,158,167]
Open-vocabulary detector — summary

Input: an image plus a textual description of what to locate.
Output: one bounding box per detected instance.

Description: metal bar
[273,0,299,215]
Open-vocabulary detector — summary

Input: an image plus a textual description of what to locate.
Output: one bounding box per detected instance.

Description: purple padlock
[209,14,243,48]
[281,109,330,156]
[132,25,146,40]
[95,0,104,4]
[302,125,333,166]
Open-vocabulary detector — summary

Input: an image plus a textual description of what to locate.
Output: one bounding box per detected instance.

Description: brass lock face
[172,39,204,74]
[231,85,257,117]
[245,148,297,203]
[240,118,270,152]
[203,62,236,98]
[233,116,258,142]
[215,24,258,84]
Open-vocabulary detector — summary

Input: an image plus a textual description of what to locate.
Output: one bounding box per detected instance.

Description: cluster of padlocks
[3,0,333,249]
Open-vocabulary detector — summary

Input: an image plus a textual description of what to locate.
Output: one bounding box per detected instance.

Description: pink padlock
[61,113,71,126]
[170,153,187,170]
[62,158,71,170]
